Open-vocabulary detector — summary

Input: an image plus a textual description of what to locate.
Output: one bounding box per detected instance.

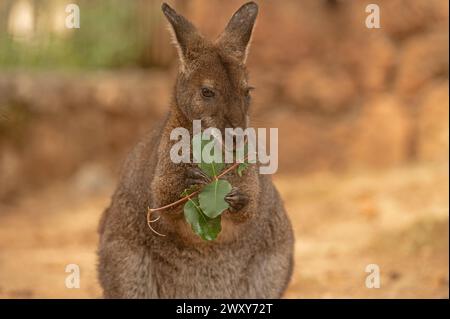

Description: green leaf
[237,162,249,177]
[199,179,232,218]
[198,161,224,179]
[192,133,224,178]
[183,197,221,241]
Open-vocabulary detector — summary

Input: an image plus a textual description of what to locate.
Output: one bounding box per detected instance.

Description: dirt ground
[0,161,448,299]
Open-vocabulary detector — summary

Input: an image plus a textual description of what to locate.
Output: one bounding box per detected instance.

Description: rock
[358,35,397,93]
[395,32,449,96]
[416,81,449,161]
[380,0,447,40]
[284,61,356,114]
[0,147,21,200]
[349,95,412,168]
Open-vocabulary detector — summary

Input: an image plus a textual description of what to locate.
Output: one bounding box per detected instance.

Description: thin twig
[148,155,250,213]
[146,153,252,235]
[146,209,166,237]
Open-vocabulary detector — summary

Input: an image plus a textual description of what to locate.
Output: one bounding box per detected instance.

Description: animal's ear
[161,3,203,72]
[216,2,258,64]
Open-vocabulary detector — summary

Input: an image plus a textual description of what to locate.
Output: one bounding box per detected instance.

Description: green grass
[0,1,145,70]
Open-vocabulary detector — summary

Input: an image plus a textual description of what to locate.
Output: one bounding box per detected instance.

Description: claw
[186,166,211,187]
[225,187,249,212]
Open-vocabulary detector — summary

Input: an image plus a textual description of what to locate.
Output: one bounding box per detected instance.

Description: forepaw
[225,187,249,212]
[186,166,211,188]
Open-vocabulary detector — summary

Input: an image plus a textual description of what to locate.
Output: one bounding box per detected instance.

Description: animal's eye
[201,87,215,98]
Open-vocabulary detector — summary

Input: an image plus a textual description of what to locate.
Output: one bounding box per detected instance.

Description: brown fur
[97,2,294,298]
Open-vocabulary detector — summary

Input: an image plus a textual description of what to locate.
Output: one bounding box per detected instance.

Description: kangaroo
[97,1,294,298]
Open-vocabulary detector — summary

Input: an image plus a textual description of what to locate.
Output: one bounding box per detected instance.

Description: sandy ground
[0,162,448,299]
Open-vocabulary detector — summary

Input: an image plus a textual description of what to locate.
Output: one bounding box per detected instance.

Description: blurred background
[0,0,448,298]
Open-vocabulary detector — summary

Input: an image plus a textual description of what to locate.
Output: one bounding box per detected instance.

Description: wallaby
[97,1,294,298]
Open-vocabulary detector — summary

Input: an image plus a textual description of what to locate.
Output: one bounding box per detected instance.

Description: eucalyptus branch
[148,155,249,214]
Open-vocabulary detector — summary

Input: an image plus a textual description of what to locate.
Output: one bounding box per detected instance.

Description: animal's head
[162,2,258,132]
